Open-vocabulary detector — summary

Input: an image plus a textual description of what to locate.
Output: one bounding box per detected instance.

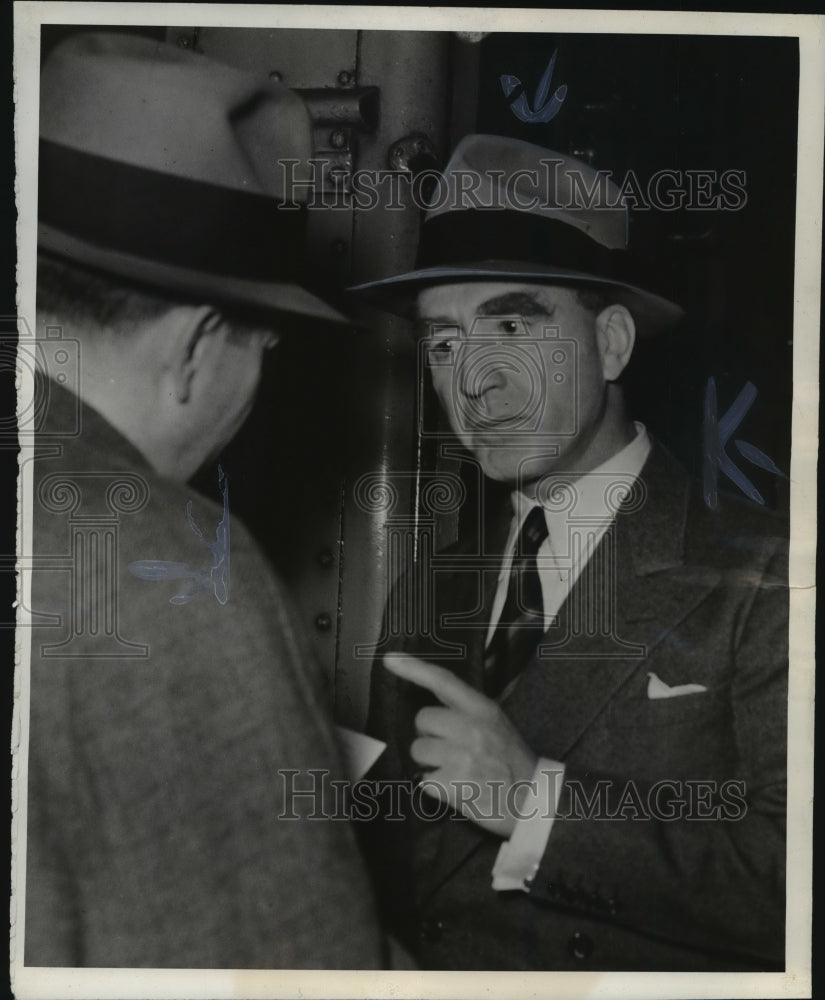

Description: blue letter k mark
[703,377,787,510]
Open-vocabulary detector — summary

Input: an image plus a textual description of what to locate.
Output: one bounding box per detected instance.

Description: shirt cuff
[491,758,565,892]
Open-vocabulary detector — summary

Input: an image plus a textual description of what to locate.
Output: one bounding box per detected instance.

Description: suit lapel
[506,442,722,759]
[413,492,512,896]
[423,491,513,688]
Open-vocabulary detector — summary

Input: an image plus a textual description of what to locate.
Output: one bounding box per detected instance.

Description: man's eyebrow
[414,316,459,337]
[415,315,455,326]
[477,292,554,317]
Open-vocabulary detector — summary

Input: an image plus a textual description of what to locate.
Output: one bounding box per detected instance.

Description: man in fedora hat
[25,33,383,968]
[353,134,787,970]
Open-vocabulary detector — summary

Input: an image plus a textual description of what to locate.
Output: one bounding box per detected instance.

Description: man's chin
[470,445,562,488]
[468,447,523,484]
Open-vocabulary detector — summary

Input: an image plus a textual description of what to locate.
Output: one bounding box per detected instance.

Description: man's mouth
[462,411,528,432]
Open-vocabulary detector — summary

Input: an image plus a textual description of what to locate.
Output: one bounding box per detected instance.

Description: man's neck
[520,394,637,500]
[45,345,184,481]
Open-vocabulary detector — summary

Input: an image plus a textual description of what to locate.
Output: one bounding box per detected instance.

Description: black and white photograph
[10,5,820,998]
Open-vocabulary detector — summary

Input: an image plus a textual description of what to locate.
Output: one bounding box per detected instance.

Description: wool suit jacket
[364,441,788,971]
[25,378,383,969]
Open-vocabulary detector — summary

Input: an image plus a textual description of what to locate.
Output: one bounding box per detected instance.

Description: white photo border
[12,5,822,998]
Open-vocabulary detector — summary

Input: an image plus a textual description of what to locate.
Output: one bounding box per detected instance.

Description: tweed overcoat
[25,378,383,969]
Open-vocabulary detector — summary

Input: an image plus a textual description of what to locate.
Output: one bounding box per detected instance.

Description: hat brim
[350,261,684,338]
[39,223,348,326]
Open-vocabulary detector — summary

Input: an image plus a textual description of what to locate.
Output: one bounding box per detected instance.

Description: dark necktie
[484,505,549,698]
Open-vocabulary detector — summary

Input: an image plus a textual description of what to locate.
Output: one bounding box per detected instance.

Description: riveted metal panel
[168,26,458,728]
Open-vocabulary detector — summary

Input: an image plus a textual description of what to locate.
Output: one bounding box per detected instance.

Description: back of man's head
[36,251,279,483]
[36,254,174,341]
[35,31,343,481]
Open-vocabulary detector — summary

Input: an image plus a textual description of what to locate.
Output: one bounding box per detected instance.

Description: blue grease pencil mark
[501,50,567,124]
[128,465,231,605]
[646,623,693,652]
[702,378,787,511]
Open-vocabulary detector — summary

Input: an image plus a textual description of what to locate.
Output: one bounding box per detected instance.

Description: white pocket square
[647,672,708,700]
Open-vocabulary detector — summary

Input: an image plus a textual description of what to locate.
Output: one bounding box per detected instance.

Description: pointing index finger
[383,653,495,717]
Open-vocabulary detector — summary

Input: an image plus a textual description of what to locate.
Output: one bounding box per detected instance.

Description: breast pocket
[602,683,736,779]
[609,682,731,729]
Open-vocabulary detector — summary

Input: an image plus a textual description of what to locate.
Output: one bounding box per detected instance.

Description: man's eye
[426,340,454,364]
[498,319,520,335]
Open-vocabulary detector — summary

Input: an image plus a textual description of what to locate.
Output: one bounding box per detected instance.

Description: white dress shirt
[491,423,652,890]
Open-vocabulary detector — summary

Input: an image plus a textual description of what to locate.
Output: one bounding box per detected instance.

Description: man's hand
[383,653,538,839]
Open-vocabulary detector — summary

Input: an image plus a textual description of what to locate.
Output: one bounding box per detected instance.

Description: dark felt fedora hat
[350,134,684,337]
[38,32,345,324]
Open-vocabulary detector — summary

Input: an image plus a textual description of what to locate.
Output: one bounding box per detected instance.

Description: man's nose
[456,347,511,400]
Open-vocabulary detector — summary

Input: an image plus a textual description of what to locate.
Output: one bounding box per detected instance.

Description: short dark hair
[573,285,615,316]
[36,253,177,333]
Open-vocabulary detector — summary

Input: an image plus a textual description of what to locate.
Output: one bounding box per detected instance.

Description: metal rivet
[567,931,594,961]
[337,69,354,86]
[315,613,332,631]
[569,147,596,163]
[330,240,348,257]
[419,917,443,943]
[177,35,191,49]
[329,129,347,149]
[269,70,283,82]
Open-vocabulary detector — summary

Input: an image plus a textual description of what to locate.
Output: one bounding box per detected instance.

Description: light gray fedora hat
[350,134,684,337]
[38,32,346,324]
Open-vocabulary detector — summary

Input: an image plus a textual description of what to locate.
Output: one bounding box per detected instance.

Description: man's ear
[595,304,636,382]
[160,305,225,404]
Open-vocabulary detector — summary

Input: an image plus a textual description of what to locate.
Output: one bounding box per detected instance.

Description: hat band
[415,210,627,280]
[39,140,306,282]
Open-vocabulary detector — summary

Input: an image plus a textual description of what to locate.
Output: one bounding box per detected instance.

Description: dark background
[472,32,798,511]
